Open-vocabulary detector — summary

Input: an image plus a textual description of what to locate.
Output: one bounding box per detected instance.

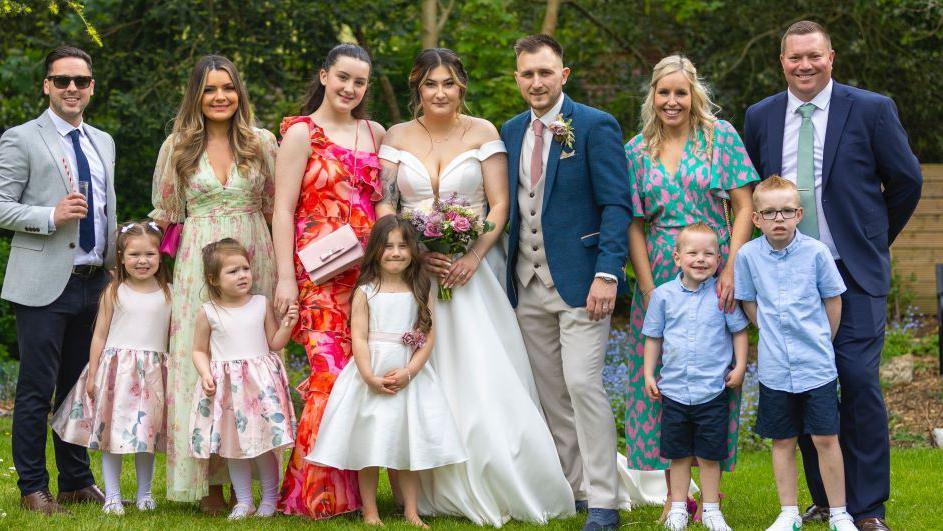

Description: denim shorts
[659,391,729,462]
[755,379,839,439]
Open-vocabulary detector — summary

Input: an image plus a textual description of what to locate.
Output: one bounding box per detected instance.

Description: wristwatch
[599,276,617,284]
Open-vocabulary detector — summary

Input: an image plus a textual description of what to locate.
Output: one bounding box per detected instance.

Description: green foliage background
[0,0,941,358]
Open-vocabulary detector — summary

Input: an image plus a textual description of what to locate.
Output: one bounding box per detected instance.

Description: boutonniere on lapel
[548,114,575,151]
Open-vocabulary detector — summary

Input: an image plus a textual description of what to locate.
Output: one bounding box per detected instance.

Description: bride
[375,48,575,526]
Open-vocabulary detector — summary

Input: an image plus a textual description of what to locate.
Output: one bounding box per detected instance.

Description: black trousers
[799,260,890,520]
[11,270,107,496]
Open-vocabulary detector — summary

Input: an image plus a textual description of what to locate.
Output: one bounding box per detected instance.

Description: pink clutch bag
[159,222,183,258]
[297,224,363,284]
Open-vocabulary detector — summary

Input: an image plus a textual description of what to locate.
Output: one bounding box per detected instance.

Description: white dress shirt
[46,108,107,266]
[781,80,839,258]
[519,93,616,283]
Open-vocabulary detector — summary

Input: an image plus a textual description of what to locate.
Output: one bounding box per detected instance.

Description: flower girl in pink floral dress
[306,216,466,528]
[52,221,172,515]
[189,238,297,520]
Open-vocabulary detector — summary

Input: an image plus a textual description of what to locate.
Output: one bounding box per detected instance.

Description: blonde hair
[674,221,719,252]
[170,55,265,206]
[640,55,718,158]
[201,238,251,302]
[752,175,800,206]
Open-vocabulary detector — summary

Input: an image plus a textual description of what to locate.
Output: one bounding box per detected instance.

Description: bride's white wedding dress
[379,141,575,526]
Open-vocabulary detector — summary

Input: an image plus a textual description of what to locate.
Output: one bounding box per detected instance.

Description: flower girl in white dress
[307,215,466,528]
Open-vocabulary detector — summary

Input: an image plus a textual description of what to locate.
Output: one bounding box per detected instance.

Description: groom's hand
[586,278,617,321]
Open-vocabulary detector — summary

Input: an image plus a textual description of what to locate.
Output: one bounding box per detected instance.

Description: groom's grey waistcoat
[515,173,553,288]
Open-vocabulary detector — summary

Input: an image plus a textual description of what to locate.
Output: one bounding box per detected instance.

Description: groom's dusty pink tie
[530,119,544,189]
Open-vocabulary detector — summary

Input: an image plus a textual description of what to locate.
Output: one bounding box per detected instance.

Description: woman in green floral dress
[623,55,759,517]
[149,55,277,507]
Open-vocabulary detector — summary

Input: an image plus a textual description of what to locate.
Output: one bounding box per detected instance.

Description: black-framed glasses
[47,75,93,89]
[757,208,799,220]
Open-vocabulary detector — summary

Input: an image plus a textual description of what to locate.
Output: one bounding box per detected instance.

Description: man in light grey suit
[0,45,116,514]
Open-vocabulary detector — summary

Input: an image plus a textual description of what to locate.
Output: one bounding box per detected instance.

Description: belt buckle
[72,265,100,277]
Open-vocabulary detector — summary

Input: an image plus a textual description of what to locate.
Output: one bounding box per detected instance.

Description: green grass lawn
[0,417,939,529]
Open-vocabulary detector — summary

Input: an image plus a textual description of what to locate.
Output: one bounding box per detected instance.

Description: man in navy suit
[501,34,631,531]
[743,21,921,531]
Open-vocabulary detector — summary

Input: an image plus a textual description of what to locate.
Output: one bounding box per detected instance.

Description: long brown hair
[170,55,263,203]
[105,221,172,306]
[300,43,372,118]
[201,238,251,303]
[407,48,469,119]
[355,216,432,334]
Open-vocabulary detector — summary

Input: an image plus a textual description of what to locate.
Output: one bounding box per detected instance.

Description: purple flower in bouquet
[402,330,427,350]
[423,224,443,238]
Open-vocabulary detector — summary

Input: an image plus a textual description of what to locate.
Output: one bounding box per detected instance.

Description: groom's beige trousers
[514,277,619,509]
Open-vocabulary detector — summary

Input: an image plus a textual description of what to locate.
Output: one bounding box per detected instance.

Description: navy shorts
[659,391,729,462]
[755,379,839,440]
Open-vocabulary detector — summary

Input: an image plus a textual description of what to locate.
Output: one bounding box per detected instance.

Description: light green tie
[796,102,819,239]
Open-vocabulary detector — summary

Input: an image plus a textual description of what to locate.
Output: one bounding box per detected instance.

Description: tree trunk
[541,0,562,36]
[377,73,403,124]
[422,0,438,49]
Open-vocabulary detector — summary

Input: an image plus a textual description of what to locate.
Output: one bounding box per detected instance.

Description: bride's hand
[444,252,481,288]
[422,252,452,280]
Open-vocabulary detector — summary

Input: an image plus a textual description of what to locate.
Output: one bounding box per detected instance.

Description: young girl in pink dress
[52,221,172,515]
[188,238,297,520]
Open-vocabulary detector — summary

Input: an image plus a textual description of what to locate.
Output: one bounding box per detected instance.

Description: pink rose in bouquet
[401,193,495,300]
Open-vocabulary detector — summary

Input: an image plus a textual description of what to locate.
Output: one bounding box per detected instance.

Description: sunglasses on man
[46,75,93,89]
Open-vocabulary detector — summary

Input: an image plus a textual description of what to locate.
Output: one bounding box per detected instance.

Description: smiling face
[753,187,803,248]
[44,57,94,126]
[780,31,834,102]
[419,65,463,118]
[379,228,412,277]
[121,234,160,282]
[514,46,570,116]
[201,68,239,124]
[214,253,253,298]
[672,230,720,285]
[653,70,692,132]
[319,55,370,114]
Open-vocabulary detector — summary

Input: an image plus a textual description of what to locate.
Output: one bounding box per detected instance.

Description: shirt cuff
[47,208,57,233]
[595,272,618,282]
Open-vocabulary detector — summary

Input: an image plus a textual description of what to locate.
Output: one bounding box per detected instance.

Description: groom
[501,34,630,531]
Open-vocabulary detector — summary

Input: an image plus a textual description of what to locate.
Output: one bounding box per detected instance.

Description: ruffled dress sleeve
[624,134,649,221]
[148,135,185,223]
[256,128,278,218]
[709,120,760,194]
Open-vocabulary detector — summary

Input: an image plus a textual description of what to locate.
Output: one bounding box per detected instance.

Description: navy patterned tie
[68,129,96,252]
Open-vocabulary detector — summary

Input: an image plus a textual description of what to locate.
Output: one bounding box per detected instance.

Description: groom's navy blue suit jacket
[742,82,922,296]
[501,95,631,308]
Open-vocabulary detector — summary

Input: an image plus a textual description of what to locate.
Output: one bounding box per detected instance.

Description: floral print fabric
[623,120,759,471]
[51,348,167,454]
[276,116,381,518]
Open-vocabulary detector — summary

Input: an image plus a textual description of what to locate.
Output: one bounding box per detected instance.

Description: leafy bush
[0,236,16,361]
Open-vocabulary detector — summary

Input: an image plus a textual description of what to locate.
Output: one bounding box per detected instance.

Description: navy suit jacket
[742,82,922,297]
[500,95,631,307]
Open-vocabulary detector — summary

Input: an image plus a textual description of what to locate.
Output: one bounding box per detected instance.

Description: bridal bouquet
[401,193,495,301]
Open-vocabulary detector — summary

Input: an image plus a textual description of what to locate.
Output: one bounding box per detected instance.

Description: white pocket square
[560,150,576,160]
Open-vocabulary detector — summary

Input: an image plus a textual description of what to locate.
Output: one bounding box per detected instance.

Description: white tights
[226,451,279,513]
[100,452,155,502]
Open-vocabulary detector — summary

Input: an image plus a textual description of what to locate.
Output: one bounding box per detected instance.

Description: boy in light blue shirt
[734,177,855,531]
[642,222,749,531]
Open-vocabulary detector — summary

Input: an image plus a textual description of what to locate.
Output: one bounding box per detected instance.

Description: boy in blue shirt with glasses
[734,176,855,531]
[642,222,749,531]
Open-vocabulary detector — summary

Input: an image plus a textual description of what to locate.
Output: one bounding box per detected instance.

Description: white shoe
[255,501,277,517]
[227,502,256,520]
[766,511,802,531]
[136,496,157,511]
[703,510,733,531]
[664,509,689,530]
[829,512,857,531]
[102,496,125,515]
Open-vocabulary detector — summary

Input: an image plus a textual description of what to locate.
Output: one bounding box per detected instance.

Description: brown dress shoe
[56,484,105,504]
[801,504,830,523]
[21,490,69,515]
[855,517,891,530]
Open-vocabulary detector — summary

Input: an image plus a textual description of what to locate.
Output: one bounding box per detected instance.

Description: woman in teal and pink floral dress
[149,55,277,508]
[623,56,758,518]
